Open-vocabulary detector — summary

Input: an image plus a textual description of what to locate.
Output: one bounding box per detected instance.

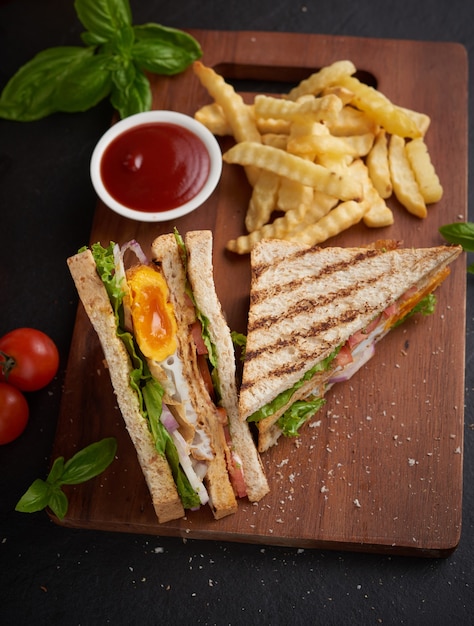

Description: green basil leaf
[74,0,132,42]
[60,437,117,485]
[15,479,51,513]
[132,24,202,75]
[55,54,113,112]
[468,262,474,274]
[439,222,474,252]
[0,46,97,121]
[46,456,65,484]
[80,31,108,47]
[108,24,135,56]
[47,486,70,521]
[110,66,152,118]
[110,58,136,92]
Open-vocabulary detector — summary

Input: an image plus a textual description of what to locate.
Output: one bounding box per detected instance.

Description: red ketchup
[100,122,211,213]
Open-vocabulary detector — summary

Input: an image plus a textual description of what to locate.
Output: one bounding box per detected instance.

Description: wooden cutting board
[53,30,468,556]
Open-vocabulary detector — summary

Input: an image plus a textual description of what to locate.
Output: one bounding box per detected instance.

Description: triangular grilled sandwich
[239,239,462,452]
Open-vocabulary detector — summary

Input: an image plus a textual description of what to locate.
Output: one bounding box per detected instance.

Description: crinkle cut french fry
[287,132,374,159]
[193,62,260,144]
[349,159,394,228]
[405,137,443,204]
[261,133,288,150]
[337,75,424,139]
[193,61,261,185]
[316,153,353,173]
[398,106,431,136]
[245,170,280,232]
[194,102,232,136]
[326,105,380,137]
[223,142,362,201]
[256,117,291,134]
[287,60,357,101]
[363,203,394,228]
[254,93,342,123]
[287,120,328,160]
[227,205,310,254]
[366,129,392,199]
[277,177,313,212]
[321,85,354,106]
[285,191,337,235]
[286,200,370,246]
[388,134,427,218]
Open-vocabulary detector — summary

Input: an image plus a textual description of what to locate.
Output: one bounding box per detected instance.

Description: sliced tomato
[399,286,418,302]
[190,321,208,355]
[223,425,247,498]
[197,354,214,399]
[347,314,383,350]
[334,344,353,367]
[228,458,248,498]
[364,314,382,335]
[382,302,399,319]
[215,406,228,425]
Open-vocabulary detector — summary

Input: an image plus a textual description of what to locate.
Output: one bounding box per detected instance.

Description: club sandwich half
[67,230,269,523]
[238,239,462,452]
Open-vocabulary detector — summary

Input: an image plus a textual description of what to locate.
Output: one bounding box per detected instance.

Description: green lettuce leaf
[247,349,339,424]
[277,397,326,437]
[393,293,437,328]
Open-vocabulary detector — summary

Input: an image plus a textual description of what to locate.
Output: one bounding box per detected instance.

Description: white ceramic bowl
[90,110,222,222]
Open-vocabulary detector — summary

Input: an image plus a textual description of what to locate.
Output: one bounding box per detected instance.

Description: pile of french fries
[193,60,443,253]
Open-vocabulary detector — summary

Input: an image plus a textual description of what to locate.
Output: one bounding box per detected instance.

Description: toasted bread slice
[67,250,184,523]
[185,230,269,502]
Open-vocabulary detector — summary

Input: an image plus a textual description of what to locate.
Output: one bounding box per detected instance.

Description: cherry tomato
[0,328,59,392]
[0,382,29,444]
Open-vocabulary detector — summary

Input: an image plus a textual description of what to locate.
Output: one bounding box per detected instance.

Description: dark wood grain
[53,30,468,555]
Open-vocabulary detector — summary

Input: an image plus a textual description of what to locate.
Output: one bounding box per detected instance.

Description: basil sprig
[15,437,117,520]
[0,0,202,121]
[439,222,474,273]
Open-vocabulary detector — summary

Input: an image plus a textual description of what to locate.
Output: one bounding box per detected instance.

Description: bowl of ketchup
[90,110,222,222]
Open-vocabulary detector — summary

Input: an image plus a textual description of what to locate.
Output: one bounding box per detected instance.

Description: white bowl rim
[90,110,223,222]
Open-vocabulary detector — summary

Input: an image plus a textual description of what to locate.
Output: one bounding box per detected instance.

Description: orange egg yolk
[126,265,177,362]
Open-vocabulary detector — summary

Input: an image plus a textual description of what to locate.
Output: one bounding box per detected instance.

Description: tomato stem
[0,350,16,380]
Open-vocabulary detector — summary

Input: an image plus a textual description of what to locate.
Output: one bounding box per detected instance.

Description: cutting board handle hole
[214,63,377,93]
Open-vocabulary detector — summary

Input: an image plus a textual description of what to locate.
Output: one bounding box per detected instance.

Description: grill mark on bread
[251,248,381,306]
[245,300,378,368]
[248,271,383,333]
